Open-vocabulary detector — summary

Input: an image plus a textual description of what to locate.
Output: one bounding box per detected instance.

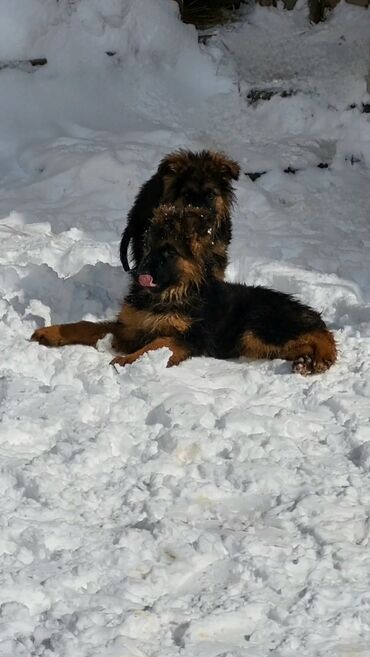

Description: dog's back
[198,281,328,359]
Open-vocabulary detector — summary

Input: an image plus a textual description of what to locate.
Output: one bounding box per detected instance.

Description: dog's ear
[212,153,240,181]
[224,157,240,181]
[157,150,189,177]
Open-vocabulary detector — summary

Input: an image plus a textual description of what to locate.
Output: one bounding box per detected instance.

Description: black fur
[120,149,240,278]
[127,277,327,361]
[114,205,336,374]
[120,172,164,271]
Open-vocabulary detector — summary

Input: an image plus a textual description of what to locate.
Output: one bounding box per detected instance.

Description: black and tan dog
[32,205,337,376]
[120,149,240,280]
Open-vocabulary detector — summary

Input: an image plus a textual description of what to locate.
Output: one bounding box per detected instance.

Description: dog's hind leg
[31,321,119,348]
[111,337,190,368]
[241,328,337,376]
[287,329,337,375]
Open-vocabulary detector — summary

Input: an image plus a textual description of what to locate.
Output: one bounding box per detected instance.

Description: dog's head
[135,204,215,300]
[158,149,240,220]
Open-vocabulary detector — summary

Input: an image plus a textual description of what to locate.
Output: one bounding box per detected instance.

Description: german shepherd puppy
[120,149,240,280]
[32,206,337,376]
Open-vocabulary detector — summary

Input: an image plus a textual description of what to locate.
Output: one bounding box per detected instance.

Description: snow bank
[0,0,229,176]
[0,1,370,656]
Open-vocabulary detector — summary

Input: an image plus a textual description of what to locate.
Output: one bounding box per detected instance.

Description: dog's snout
[183,190,216,209]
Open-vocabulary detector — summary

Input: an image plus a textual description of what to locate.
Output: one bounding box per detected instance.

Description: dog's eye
[206,191,216,200]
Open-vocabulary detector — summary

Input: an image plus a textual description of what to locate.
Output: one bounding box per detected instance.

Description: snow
[0,1,370,656]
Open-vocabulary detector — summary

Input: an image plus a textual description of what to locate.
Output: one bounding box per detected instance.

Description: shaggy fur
[120,149,240,280]
[32,205,337,376]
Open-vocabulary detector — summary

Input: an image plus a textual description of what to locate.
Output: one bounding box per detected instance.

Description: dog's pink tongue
[138,274,156,288]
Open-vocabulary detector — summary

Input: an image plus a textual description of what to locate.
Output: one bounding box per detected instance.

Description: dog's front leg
[111,337,190,368]
[31,321,119,348]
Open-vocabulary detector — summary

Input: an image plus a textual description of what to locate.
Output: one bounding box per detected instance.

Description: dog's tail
[120,225,131,272]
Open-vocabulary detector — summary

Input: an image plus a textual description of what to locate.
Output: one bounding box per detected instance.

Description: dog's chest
[118,303,191,339]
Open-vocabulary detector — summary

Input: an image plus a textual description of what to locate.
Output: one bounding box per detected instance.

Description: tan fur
[214,195,229,228]
[177,256,204,285]
[31,321,117,348]
[161,282,192,304]
[241,329,337,373]
[118,303,191,336]
[111,337,190,368]
[149,206,224,297]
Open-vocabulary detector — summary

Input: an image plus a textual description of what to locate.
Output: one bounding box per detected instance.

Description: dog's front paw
[110,354,135,368]
[31,326,65,347]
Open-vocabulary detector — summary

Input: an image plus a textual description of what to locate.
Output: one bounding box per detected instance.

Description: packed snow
[0,1,370,656]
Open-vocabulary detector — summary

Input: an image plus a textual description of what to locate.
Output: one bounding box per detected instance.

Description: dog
[32,205,337,376]
[120,149,240,280]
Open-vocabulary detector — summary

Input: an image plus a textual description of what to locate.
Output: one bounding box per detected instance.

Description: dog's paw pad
[292,355,333,375]
[313,359,333,374]
[292,355,314,376]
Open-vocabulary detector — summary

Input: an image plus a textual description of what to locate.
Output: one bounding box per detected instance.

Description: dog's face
[136,205,213,296]
[158,149,240,221]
